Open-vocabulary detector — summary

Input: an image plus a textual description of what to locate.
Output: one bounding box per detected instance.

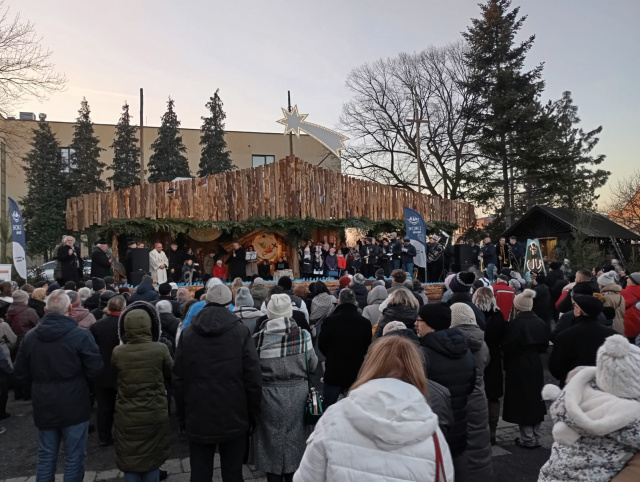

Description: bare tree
[607,169,640,234]
[0,2,66,118]
[340,42,481,199]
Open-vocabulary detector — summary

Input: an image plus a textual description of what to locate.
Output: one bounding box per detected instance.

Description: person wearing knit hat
[12,289,29,304]
[382,320,409,336]
[449,272,475,293]
[549,294,616,388]
[414,301,476,473]
[597,270,618,287]
[335,275,351,297]
[539,335,640,482]
[502,288,549,449]
[595,271,626,335]
[232,287,262,333]
[448,272,487,330]
[449,302,493,479]
[205,284,232,306]
[267,293,293,320]
[46,282,61,296]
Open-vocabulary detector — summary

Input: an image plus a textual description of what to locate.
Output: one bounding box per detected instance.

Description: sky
[10,0,640,205]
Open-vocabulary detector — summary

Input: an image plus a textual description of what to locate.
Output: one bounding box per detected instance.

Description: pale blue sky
[12,0,640,202]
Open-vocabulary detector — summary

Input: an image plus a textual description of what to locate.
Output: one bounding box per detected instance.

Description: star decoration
[277,105,307,137]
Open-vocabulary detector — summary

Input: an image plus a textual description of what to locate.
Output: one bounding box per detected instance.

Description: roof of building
[503,205,640,241]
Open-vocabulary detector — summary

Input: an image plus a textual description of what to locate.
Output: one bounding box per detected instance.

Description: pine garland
[93,216,458,244]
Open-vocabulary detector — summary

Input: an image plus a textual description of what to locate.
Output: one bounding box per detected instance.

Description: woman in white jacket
[294,335,454,482]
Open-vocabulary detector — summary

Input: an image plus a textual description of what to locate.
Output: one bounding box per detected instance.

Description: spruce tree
[462,0,546,225]
[68,98,106,196]
[199,89,235,177]
[542,91,610,212]
[109,102,141,190]
[148,97,191,183]
[21,120,68,258]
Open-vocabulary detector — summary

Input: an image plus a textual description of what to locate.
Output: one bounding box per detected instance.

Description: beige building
[0,114,341,219]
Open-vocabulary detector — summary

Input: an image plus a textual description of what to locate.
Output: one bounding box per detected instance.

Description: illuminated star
[277,105,307,137]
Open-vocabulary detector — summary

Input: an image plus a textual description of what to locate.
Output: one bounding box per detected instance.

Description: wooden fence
[66,157,476,231]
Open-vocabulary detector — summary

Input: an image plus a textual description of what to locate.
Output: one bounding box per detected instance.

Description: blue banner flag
[403,207,427,268]
[9,197,27,279]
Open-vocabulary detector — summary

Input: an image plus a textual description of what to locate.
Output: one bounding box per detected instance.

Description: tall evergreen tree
[199,89,235,177]
[109,102,141,190]
[68,98,106,196]
[462,0,546,225]
[542,91,610,212]
[21,120,68,258]
[148,97,191,183]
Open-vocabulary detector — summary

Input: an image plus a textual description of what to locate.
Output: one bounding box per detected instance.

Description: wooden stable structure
[66,157,475,231]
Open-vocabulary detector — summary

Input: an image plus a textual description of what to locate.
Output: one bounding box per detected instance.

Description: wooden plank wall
[66,156,476,231]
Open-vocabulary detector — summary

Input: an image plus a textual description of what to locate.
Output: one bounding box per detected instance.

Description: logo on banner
[11,211,19,223]
[407,216,420,226]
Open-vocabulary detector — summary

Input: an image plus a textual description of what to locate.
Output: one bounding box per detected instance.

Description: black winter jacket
[549,316,617,387]
[130,282,159,303]
[374,304,418,338]
[419,329,475,456]
[159,312,181,347]
[550,311,609,342]
[172,304,262,444]
[89,312,121,388]
[350,283,369,309]
[318,303,371,388]
[400,243,417,264]
[153,295,183,318]
[84,291,102,312]
[14,313,103,428]
[28,297,46,318]
[91,247,112,279]
[482,308,506,400]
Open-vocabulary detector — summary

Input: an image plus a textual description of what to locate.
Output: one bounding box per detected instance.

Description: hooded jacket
[6,303,39,336]
[71,305,97,329]
[452,323,493,480]
[172,304,263,444]
[130,282,159,303]
[600,284,625,335]
[13,312,103,428]
[362,286,387,327]
[374,304,418,338]
[419,329,476,456]
[539,367,640,482]
[293,378,454,482]
[112,302,172,473]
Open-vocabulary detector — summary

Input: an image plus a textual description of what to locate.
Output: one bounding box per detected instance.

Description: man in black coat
[350,273,369,308]
[14,289,103,480]
[89,295,125,446]
[167,242,185,283]
[226,242,246,281]
[173,284,262,482]
[508,237,524,270]
[390,233,403,271]
[360,238,379,279]
[480,237,497,282]
[90,240,112,279]
[318,289,372,407]
[153,282,183,318]
[531,272,553,338]
[123,240,137,281]
[84,277,106,312]
[549,295,617,387]
[415,303,475,479]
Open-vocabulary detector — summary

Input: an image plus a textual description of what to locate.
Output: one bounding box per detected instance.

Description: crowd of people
[2,245,640,481]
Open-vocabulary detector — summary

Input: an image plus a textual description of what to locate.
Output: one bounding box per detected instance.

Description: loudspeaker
[129,271,145,286]
[130,248,150,273]
[454,244,473,266]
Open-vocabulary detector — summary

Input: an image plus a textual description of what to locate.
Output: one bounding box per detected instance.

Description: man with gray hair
[14,289,102,480]
[318,289,372,407]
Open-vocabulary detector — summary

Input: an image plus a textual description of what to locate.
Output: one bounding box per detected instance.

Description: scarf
[254,317,312,359]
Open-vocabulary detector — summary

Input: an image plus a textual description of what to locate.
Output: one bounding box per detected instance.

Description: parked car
[39,260,92,281]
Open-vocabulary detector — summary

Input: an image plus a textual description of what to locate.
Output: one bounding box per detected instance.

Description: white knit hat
[596,335,640,399]
[205,284,232,306]
[450,303,477,327]
[513,289,536,312]
[597,271,617,287]
[382,320,407,335]
[267,294,293,320]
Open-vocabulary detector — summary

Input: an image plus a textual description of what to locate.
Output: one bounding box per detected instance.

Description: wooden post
[139,88,145,185]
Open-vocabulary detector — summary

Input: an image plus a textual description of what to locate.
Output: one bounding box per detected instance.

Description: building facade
[0,115,341,214]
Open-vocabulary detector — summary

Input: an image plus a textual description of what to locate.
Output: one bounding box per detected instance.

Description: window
[60,147,77,173]
[252,155,275,167]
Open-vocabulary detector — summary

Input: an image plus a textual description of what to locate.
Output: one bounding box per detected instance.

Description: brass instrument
[499,244,507,269]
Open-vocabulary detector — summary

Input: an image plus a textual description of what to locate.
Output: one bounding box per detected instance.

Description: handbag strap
[304,337,312,391]
[433,432,447,482]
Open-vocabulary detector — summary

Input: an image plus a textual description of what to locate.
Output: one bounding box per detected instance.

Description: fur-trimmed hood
[542,367,640,446]
[117,301,162,344]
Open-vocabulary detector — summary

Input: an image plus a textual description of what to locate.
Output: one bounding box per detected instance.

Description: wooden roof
[66,156,476,232]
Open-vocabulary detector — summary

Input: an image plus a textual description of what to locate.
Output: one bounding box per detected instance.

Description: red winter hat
[339,276,351,288]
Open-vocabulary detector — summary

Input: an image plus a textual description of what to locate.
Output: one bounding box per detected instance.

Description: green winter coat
[112,303,173,473]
